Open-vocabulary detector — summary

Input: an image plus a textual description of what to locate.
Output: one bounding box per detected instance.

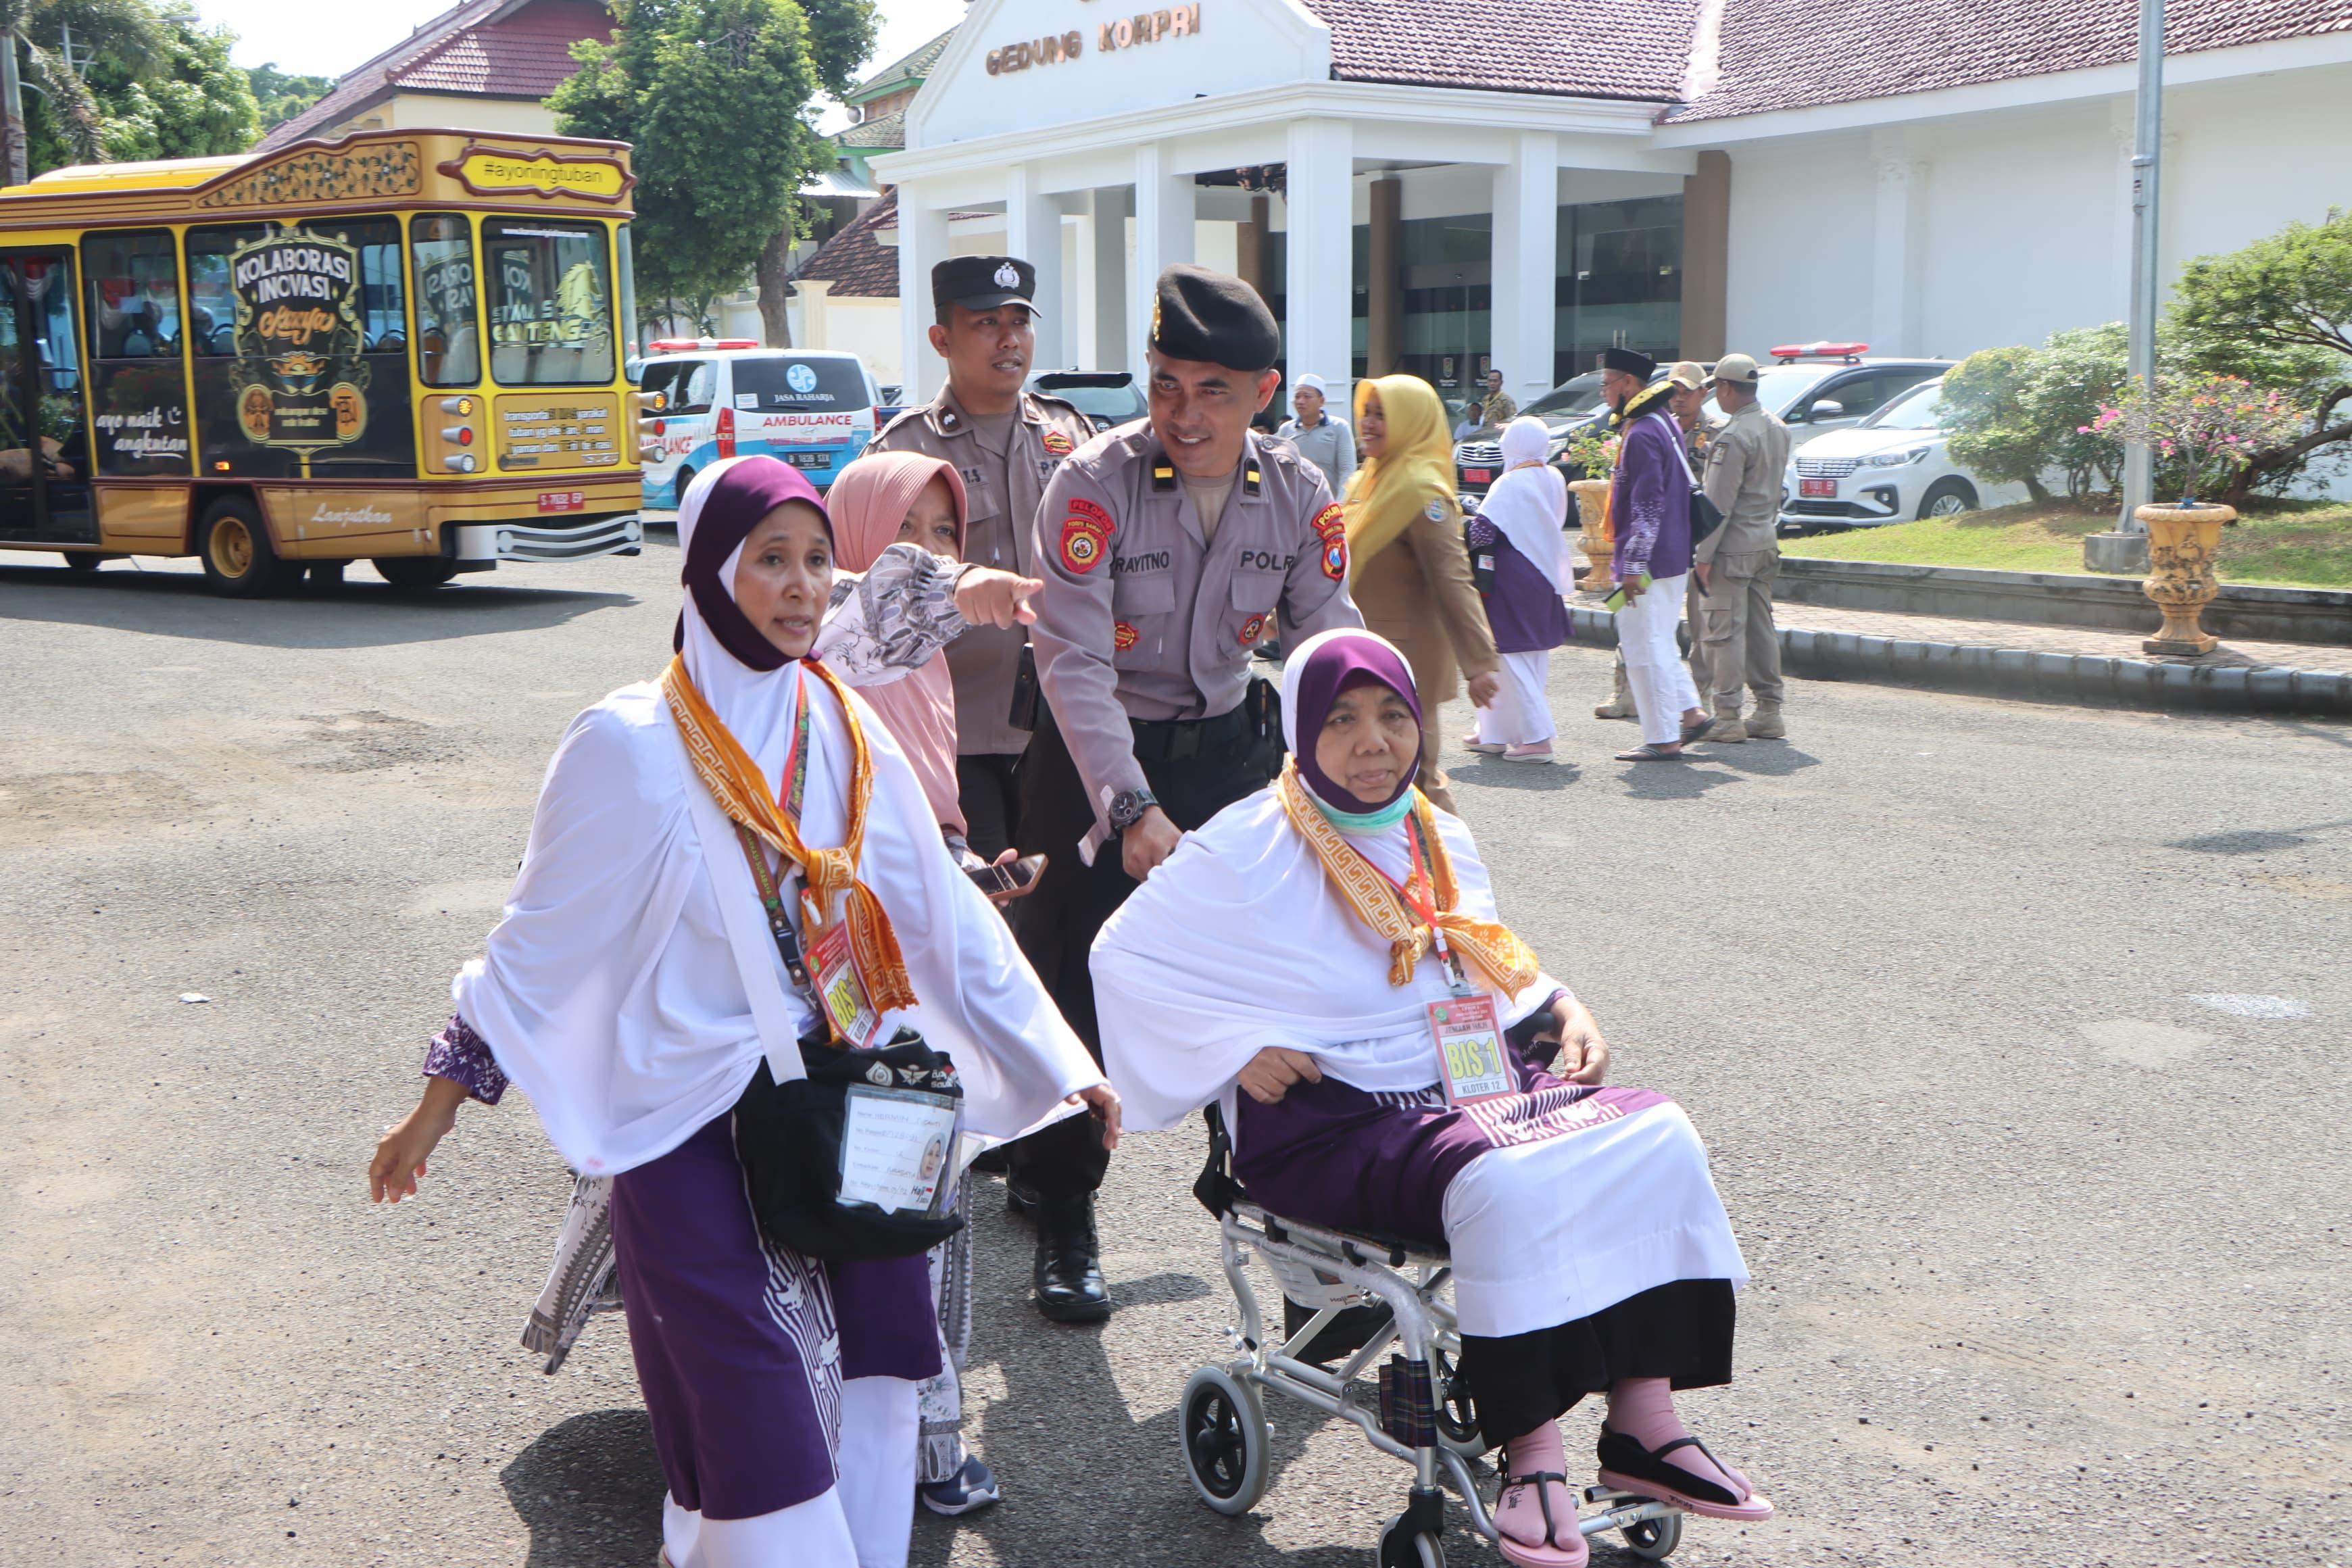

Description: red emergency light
[646,337,759,352]
[1769,341,1869,364]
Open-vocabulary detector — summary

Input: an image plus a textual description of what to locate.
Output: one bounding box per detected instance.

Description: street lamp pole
[2117,0,2164,531]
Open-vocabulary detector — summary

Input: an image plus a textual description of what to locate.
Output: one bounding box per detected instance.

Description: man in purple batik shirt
[1601,346,1708,762]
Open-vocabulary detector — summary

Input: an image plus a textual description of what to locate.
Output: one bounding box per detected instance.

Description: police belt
[1128,703,1252,764]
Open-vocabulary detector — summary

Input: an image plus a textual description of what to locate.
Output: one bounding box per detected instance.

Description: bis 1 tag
[1429,993,1512,1105]
[806,918,883,1048]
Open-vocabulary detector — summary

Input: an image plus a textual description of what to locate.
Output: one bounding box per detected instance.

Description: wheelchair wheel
[1374,1513,1445,1567]
[1623,1509,1684,1559]
[1179,1365,1268,1516]
[1431,1344,1481,1452]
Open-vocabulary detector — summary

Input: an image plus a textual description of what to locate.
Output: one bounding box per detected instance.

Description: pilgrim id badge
[1429,994,1513,1105]
[837,1083,960,1216]
[806,918,883,1049]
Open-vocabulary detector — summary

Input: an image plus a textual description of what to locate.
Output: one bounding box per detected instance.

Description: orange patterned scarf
[662,654,917,1018]
[1276,758,1538,994]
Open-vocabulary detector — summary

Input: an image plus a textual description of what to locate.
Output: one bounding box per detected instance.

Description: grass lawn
[1782,498,2352,589]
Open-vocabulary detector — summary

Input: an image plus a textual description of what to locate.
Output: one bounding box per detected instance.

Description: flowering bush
[1554,426,1619,481]
[2084,374,2308,504]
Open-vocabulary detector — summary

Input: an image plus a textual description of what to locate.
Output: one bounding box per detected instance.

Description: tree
[247,60,332,132]
[552,0,866,343]
[1940,346,2053,504]
[1941,325,2134,502]
[2170,209,2352,505]
[93,6,260,162]
[3,0,168,176]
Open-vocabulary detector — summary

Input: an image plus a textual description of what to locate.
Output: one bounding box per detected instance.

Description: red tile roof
[1675,0,2352,122]
[255,0,614,152]
[1302,0,1700,101]
[798,192,900,298]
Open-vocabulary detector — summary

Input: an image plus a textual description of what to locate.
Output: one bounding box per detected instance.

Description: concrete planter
[2138,502,2232,655]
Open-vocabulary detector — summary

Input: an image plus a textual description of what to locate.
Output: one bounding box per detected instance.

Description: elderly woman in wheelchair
[1094,628,1769,1567]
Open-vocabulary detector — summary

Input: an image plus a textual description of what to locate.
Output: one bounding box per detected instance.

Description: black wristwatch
[1108,788,1159,833]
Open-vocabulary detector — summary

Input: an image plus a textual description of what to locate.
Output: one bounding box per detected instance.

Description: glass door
[0,247,95,542]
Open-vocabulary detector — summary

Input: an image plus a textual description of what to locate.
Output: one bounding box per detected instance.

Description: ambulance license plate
[785,451,829,470]
[1800,478,1838,497]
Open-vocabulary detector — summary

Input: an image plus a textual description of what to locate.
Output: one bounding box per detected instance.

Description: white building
[871,0,2352,413]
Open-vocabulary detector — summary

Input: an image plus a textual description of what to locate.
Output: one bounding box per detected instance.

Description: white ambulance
[635,341,881,517]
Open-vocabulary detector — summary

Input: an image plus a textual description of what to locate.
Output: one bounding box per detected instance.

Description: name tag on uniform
[807,918,883,1048]
[1429,994,1512,1105]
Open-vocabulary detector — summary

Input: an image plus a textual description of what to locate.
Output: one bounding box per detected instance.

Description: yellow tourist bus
[0,127,647,594]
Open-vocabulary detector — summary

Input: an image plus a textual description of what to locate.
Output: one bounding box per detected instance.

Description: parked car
[1027,369,1147,432]
[635,342,881,514]
[1706,344,1952,454]
[1453,372,1613,495]
[1775,376,2027,533]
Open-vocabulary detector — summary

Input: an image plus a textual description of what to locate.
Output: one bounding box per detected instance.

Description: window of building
[1554,195,1682,386]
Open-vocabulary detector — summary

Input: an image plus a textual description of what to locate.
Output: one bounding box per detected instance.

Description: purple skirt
[608,1114,941,1520]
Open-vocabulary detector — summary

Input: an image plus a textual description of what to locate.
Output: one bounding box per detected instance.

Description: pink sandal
[1493,1463,1589,1567]
[1596,1425,1773,1522]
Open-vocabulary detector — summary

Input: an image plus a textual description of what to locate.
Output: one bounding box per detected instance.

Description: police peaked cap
[1598,346,1657,378]
[933,255,1036,312]
[1148,264,1281,373]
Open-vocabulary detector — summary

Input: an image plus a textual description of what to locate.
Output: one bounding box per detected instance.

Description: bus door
[0,248,93,542]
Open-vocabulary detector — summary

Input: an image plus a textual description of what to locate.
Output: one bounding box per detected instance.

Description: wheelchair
[1179,1106,1690,1565]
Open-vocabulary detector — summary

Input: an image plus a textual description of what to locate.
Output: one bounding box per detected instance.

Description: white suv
[1777,377,2026,533]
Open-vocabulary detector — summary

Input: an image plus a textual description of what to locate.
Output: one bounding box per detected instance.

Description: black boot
[1032,1193,1110,1323]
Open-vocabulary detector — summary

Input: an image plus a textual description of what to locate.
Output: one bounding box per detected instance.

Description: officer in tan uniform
[1005,264,1362,1322]
[1692,353,1793,741]
[871,255,1096,858]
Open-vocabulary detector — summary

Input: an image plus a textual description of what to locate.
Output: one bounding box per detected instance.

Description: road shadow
[1678,742,1823,779]
[500,1408,666,1568]
[1458,756,1583,792]
[0,561,635,650]
[1617,763,1744,800]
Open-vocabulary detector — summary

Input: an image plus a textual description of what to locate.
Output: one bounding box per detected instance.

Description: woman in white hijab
[365,456,1113,1568]
[1093,628,1766,1568]
[1465,416,1572,762]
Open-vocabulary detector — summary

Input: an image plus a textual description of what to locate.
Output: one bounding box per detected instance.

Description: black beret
[932,255,1035,312]
[1148,264,1280,373]
[1598,346,1657,378]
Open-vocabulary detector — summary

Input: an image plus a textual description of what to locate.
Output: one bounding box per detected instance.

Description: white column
[1090,186,1129,372]
[1129,143,1195,372]
[1283,117,1354,400]
[896,190,952,401]
[1003,164,1066,369]
[1868,126,1927,356]
[1489,130,1559,406]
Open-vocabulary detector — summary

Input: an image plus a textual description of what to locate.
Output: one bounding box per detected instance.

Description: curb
[1563,606,2352,719]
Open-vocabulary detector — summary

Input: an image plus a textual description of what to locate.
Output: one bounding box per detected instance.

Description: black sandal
[1595,1425,1773,1521]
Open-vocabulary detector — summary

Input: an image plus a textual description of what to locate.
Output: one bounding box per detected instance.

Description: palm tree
[0,0,166,182]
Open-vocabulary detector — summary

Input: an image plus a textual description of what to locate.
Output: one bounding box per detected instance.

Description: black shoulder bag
[1655,412,1726,551]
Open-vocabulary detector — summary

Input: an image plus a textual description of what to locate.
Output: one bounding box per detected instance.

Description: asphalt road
[1,541,2345,1568]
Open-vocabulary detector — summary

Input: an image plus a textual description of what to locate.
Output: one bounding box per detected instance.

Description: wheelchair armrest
[1195,1102,1245,1219]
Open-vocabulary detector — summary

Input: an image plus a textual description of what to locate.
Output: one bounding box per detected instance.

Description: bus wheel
[62,552,105,572]
[374,557,460,590]
[199,496,291,597]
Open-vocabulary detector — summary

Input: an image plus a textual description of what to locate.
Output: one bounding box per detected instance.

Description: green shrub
[1942,324,2132,501]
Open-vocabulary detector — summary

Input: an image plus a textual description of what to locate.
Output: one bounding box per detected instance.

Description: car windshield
[1865,380,1945,431]
[1702,365,1828,422]
[1035,378,1142,420]
[1522,373,1608,420]
[731,356,869,411]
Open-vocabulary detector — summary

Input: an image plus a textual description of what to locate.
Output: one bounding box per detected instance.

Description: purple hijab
[1280,627,1423,810]
[672,456,833,670]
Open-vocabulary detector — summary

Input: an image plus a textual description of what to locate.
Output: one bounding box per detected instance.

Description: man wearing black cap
[1004,263,1363,1322]
[1599,347,1709,761]
[871,256,1095,862]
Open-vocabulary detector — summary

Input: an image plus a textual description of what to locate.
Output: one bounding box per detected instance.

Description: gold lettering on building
[987,30,1085,74]
[1094,5,1199,55]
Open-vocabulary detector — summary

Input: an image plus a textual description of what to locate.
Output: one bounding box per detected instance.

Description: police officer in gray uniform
[871,255,1096,858]
[1006,264,1363,1321]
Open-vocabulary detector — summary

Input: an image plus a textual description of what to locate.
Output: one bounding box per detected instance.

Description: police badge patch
[994,261,1021,289]
[1237,612,1269,645]
[1060,496,1114,573]
[1042,429,1073,457]
[1113,620,1139,651]
[1311,501,1347,581]
[1425,497,1448,522]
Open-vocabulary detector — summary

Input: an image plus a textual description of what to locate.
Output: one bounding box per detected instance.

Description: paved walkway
[1762,599,2352,675]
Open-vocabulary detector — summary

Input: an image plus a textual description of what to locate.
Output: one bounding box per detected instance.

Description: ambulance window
[85,230,180,359]
[482,218,616,387]
[410,214,479,387]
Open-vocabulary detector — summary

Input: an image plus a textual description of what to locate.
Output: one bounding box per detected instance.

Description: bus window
[84,229,191,476]
[185,218,416,479]
[482,218,615,387]
[410,214,479,387]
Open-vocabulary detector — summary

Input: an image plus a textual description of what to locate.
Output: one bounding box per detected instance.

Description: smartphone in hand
[965,853,1047,901]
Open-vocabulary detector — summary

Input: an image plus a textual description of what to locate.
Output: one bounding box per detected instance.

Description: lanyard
[735,683,818,1002]
[1346,812,1470,991]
